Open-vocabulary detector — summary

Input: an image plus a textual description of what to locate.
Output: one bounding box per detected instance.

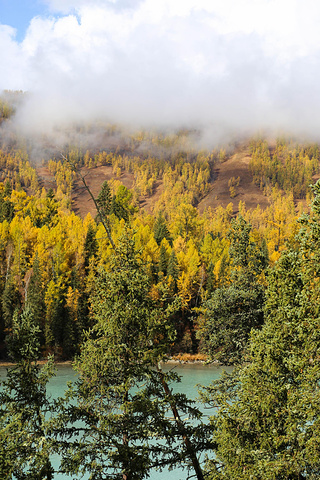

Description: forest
[1,91,320,479]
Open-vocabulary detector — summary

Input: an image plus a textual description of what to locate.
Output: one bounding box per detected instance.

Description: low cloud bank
[1,0,320,148]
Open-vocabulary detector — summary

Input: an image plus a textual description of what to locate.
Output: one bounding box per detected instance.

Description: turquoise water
[0,362,229,479]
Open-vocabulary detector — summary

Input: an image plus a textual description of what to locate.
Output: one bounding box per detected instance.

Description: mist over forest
[2,0,320,147]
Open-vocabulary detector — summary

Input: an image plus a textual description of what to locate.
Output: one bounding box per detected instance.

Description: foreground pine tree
[201,182,320,479]
[54,231,209,480]
[0,308,55,479]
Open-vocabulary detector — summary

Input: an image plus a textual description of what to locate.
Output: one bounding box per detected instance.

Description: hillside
[0,123,318,360]
[197,143,270,213]
[36,142,273,218]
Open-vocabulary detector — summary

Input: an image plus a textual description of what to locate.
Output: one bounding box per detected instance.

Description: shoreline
[0,354,218,368]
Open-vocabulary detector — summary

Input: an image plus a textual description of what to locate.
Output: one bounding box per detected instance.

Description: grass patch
[171,353,208,363]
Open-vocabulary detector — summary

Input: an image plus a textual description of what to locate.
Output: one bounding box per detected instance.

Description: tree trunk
[156,364,205,480]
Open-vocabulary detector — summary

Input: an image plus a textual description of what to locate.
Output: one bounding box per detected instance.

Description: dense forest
[0,92,316,361]
[1,92,320,479]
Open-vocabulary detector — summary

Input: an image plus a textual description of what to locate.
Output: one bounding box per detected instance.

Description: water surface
[0,362,229,479]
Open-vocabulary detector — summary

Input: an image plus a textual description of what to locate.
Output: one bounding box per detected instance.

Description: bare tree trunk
[61,154,116,250]
[156,364,205,480]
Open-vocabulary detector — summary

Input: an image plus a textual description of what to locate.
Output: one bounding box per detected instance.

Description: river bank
[0,353,214,368]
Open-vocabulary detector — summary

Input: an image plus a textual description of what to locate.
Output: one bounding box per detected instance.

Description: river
[0,362,230,480]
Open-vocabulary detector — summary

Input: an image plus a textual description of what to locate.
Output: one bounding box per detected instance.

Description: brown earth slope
[198,144,270,214]
[71,166,134,218]
[36,143,271,218]
[37,165,135,218]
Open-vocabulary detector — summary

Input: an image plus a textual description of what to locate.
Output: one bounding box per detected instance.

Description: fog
[2,0,320,149]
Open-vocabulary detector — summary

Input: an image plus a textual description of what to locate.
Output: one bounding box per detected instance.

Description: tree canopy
[200,180,320,479]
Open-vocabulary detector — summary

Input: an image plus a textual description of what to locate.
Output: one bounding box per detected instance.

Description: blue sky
[1,0,320,142]
[0,0,47,42]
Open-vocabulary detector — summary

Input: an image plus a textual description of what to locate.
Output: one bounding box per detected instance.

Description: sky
[1,0,320,143]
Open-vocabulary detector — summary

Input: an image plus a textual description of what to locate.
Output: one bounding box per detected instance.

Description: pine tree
[0,308,55,479]
[0,184,14,223]
[44,280,68,357]
[167,249,179,281]
[158,242,168,276]
[84,223,98,269]
[26,255,45,345]
[197,216,266,364]
[153,211,171,245]
[202,181,320,479]
[55,232,208,480]
[96,180,112,221]
[110,184,136,222]
[3,180,12,197]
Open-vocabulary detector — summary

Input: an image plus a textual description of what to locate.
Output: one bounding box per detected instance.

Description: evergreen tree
[84,223,98,269]
[0,308,55,479]
[197,216,266,364]
[96,180,112,222]
[198,280,265,365]
[110,185,135,222]
[26,255,45,345]
[202,181,320,479]
[46,188,54,199]
[0,199,14,223]
[153,211,171,245]
[3,180,12,197]
[44,280,68,357]
[167,249,179,282]
[55,232,208,480]
[158,242,168,276]
[0,183,14,223]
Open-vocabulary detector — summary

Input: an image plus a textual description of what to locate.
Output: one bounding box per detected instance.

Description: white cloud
[0,25,28,89]
[1,0,320,143]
